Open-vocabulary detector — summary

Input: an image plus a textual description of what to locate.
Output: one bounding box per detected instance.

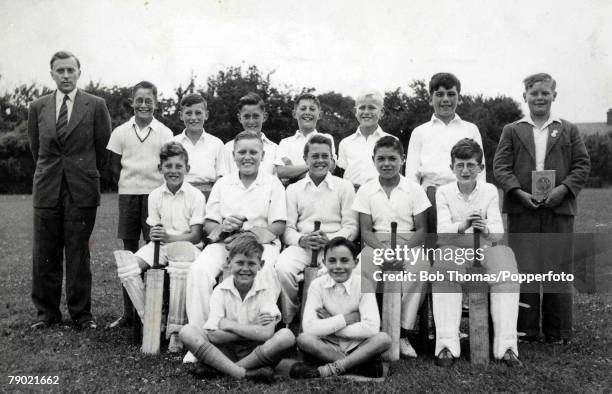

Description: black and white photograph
[1,0,611,392]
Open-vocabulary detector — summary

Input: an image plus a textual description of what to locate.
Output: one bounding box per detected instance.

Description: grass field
[1,190,611,393]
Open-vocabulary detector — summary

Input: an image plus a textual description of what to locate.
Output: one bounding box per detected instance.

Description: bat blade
[382,221,400,362]
[468,229,489,365]
[141,268,165,354]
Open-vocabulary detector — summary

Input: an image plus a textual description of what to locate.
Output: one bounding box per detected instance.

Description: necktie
[56,95,69,140]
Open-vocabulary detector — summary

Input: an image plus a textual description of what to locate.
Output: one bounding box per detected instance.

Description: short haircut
[429,73,461,94]
[233,130,263,149]
[324,237,359,260]
[355,90,384,107]
[132,81,158,99]
[523,73,556,91]
[304,134,333,157]
[294,92,321,109]
[160,141,189,166]
[373,135,404,156]
[180,93,207,109]
[50,51,81,69]
[228,233,264,260]
[236,92,265,112]
[450,138,483,164]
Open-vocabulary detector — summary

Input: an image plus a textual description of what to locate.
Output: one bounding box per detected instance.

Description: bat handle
[390,221,398,249]
[153,224,162,269]
[473,228,481,267]
[310,221,321,267]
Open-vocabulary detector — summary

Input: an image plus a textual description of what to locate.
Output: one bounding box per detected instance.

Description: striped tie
[56,94,69,140]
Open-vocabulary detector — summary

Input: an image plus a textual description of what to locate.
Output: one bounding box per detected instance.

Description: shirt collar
[218,273,266,300]
[227,168,266,187]
[294,130,319,139]
[162,181,187,195]
[56,89,77,105]
[518,115,561,129]
[453,180,481,200]
[431,113,462,125]
[128,116,164,132]
[353,126,384,139]
[178,129,208,143]
[372,175,409,195]
[304,172,334,190]
[323,274,353,295]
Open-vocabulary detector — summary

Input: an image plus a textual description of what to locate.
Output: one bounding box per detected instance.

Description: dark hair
[294,92,321,109]
[450,138,483,164]
[228,233,264,260]
[233,130,263,149]
[324,237,359,260]
[373,135,404,156]
[304,134,333,157]
[160,141,189,166]
[180,93,207,109]
[50,51,81,69]
[132,81,158,99]
[429,72,461,95]
[523,73,556,91]
[236,92,265,112]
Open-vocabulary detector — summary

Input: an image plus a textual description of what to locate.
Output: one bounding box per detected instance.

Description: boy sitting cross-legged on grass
[180,234,295,383]
[290,238,391,380]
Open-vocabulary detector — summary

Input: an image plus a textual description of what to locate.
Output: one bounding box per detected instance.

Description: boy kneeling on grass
[290,238,391,380]
[180,234,295,383]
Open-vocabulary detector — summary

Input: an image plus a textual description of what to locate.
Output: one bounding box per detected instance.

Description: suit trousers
[32,176,97,324]
[508,208,574,339]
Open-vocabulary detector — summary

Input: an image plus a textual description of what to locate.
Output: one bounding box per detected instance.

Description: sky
[1,0,611,122]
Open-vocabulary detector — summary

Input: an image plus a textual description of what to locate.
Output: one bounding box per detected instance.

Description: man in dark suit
[493,73,590,344]
[28,51,111,330]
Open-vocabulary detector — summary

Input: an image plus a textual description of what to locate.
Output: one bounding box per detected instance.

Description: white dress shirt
[55,89,77,122]
[435,181,504,246]
[337,126,391,186]
[283,173,358,245]
[352,175,431,233]
[274,130,337,166]
[173,130,228,184]
[146,181,206,236]
[205,171,287,229]
[204,274,281,331]
[516,115,562,171]
[406,114,485,188]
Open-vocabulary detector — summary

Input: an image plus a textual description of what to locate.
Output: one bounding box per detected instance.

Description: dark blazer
[493,119,590,216]
[28,89,111,208]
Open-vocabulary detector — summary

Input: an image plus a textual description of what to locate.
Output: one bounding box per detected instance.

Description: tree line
[0,65,609,193]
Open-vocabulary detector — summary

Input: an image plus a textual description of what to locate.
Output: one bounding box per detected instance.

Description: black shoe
[435,348,455,367]
[191,363,219,379]
[518,334,540,343]
[31,319,58,330]
[347,359,385,378]
[245,366,275,383]
[289,362,320,379]
[501,349,523,367]
[106,316,133,329]
[76,320,97,331]
[545,336,569,345]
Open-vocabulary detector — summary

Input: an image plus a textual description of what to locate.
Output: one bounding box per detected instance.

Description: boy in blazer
[493,73,590,343]
[28,51,112,330]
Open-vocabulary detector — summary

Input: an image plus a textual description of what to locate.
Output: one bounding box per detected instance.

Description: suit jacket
[493,118,590,216]
[28,89,111,208]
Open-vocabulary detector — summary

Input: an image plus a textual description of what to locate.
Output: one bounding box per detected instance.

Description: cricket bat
[300,220,321,331]
[382,222,401,362]
[142,233,165,355]
[468,229,489,365]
